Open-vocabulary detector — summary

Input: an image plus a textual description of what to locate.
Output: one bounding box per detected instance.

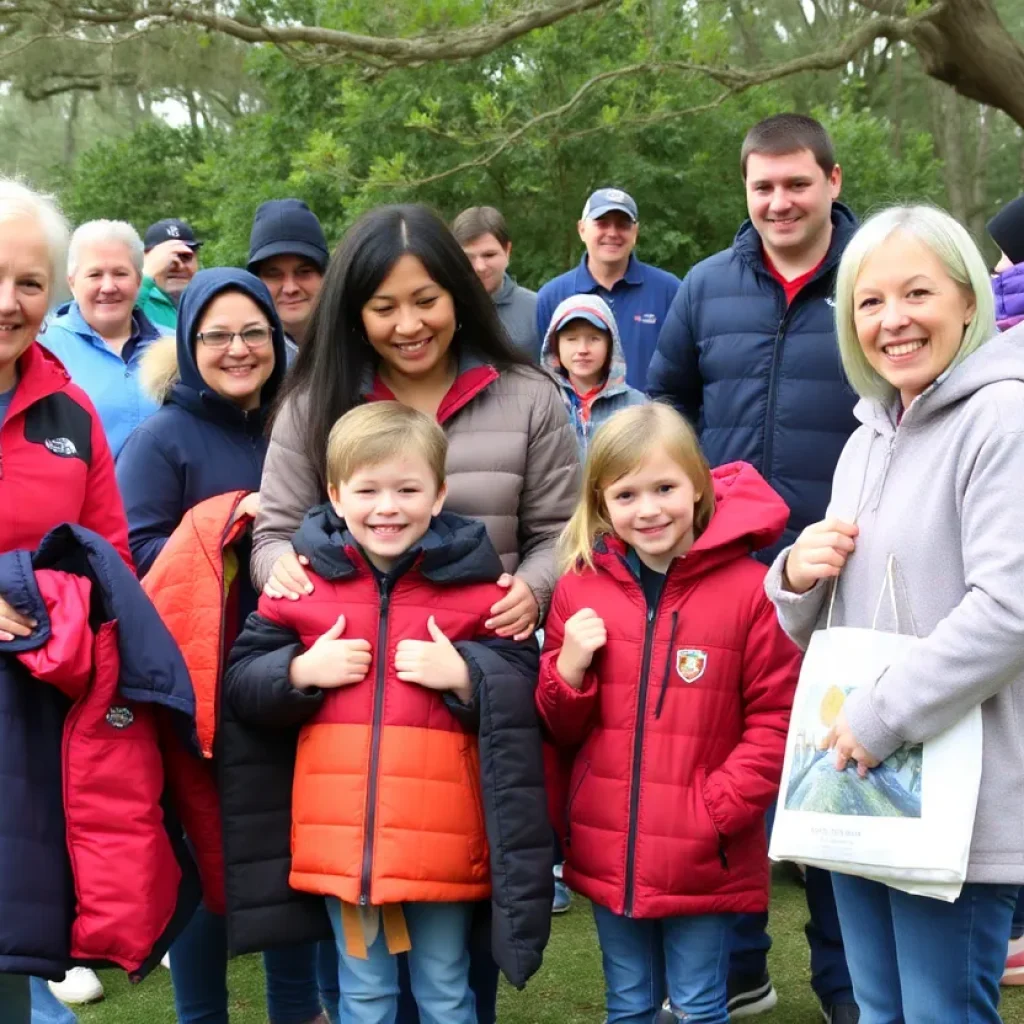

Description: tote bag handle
[826,553,910,634]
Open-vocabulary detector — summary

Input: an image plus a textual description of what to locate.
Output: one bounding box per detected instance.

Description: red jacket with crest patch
[536,462,800,919]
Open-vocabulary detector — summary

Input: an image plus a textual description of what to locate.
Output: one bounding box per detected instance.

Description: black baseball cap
[247,199,329,274]
[143,218,203,252]
[988,195,1024,267]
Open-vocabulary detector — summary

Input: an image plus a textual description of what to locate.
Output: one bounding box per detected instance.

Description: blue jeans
[831,874,1016,1023]
[394,908,497,1024]
[0,974,31,1024]
[29,978,76,1024]
[731,805,853,1006]
[591,903,733,1024]
[169,903,326,1024]
[326,900,474,1024]
[1012,888,1024,941]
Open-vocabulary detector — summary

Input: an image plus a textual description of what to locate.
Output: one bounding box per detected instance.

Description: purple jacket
[994,264,1024,330]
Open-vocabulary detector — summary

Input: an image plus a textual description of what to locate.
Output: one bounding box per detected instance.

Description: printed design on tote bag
[784,682,922,818]
[675,649,707,684]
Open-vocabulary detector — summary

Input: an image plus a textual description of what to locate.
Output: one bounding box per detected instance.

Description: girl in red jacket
[536,403,799,1024]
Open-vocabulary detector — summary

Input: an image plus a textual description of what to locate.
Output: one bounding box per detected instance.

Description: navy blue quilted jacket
[647,203,859,559]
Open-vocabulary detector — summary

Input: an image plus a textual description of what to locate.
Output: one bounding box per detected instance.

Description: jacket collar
[732,201,858,286]
[574,252,645,291]
[53,301,164,351]
[7,343,69,423]
[492,274,517,306]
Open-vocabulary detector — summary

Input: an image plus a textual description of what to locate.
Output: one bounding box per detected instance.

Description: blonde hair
[559,403,714,572]
[835,205,997,401]
[325,402,447,488]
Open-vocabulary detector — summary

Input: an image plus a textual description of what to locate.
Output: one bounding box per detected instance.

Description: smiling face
[745,149,841,264]
[361,254,457,384]
[602,446,700,573]
[193,291,276,411]
[578,211,638,273]
[328,452,446,572]
[69,241,141,340]
[257,254,324,339]
[556,320,610,391]
[853,232,977,408]
[0,216,51,389]
[460,232,511,296]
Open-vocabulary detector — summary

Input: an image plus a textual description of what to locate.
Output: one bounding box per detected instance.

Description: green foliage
[53,0,956,283]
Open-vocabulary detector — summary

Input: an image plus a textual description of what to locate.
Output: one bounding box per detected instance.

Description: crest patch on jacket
[676,648,707,684]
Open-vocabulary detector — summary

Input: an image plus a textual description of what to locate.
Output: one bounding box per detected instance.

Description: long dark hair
[278,204,533,488]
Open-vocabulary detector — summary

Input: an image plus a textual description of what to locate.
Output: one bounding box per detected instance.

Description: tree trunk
[63,92,80,165]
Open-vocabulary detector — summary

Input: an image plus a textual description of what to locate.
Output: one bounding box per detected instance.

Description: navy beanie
[988,195,1024,266]
[247,199,329,273]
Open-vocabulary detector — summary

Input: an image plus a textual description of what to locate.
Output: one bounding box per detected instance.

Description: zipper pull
[718,840,729,870]
[646,606,654,623]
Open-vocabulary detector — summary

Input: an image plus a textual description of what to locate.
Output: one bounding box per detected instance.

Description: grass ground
[75,875,1024,1023]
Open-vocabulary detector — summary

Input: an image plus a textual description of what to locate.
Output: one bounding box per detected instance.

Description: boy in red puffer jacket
[537,403,800,1024]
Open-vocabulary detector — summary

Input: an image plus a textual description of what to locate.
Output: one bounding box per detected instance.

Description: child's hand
[556,608,607,690]
[289,615,372,692]
[395,616,472,704]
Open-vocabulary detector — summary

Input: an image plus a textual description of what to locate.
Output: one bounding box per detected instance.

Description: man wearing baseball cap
[535,187,680,388]
[247,199,329,350]
[139,217,203,329]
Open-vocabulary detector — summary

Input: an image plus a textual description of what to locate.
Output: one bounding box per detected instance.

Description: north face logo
[44,437,77,457]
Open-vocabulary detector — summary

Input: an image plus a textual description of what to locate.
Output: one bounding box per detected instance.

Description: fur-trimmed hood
[139,335,180,404]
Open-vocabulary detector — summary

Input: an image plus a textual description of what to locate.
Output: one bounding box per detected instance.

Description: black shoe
[822,1003,860,1024]
[727,971,778,1017]
[653,1009,678,1024]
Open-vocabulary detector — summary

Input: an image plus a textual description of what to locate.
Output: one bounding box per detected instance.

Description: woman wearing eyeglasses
[116,268,332,1024]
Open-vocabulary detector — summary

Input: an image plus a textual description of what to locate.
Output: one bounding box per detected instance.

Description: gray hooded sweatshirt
[766,327,1024,883]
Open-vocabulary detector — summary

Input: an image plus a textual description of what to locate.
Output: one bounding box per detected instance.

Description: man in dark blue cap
[139,217,203,330]
[248,199,329,350]
[535,187,680,388]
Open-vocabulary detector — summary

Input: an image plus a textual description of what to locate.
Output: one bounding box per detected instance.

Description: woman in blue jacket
[116,268,334,1024]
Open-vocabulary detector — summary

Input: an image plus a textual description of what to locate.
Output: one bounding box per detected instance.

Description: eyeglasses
[196,327,273,349]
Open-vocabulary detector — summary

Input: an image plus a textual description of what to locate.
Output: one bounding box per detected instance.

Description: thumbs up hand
[289,614,373,691]
[395,616,472,703]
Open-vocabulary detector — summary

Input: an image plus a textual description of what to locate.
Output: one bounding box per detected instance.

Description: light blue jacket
[542,293,647,458]
[40,301,166,456]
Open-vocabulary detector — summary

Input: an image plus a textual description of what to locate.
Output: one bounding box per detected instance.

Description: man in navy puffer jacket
[648,115,859,564]
[648,114,860,1024]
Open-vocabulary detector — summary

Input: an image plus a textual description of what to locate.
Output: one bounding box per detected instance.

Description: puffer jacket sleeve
[117,425,185,577]
[536,577,600,747]
[702,586,800,838]
[514,374,581,617]
[252,395,321,591]
[646,272,702,423]
[447,637,540,732]
[473,641,553,989]
[224,606,324,729]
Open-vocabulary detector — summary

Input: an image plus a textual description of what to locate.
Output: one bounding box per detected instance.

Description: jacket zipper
[359,576,392,905]
[564,761,591,851]
[623,592,663,917]
[760,310,790,479]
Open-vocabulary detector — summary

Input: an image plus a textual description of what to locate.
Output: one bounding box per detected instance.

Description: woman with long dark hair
[246,204,579,1023]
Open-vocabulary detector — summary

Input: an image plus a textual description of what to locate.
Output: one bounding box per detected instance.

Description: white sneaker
[161,953,171,969]
[48,967,104,1004]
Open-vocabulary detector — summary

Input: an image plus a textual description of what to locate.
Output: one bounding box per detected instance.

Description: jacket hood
[541,294,630,397]
[169,268,287,417]
[293,505,505,584]
[733,201,858,275]
[856,328,1024,436]
[596,461,789,576]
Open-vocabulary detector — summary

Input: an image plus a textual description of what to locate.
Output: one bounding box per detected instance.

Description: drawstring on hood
[139,268,287,427]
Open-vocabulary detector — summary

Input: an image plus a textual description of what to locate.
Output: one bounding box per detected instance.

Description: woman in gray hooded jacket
[765,205,1024,1023]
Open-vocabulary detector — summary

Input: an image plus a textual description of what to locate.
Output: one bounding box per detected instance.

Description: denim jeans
[169,903,325,1024]
[29,977,76,1024]
[393,911,498,1024]
[591,903,734,1024]
[0,974,30,1024]
[730,804,853,1006]
[1012,888,1024,941]
[831,874,1016,1023]
[326,900,474,1024]
[317,941,340,1024]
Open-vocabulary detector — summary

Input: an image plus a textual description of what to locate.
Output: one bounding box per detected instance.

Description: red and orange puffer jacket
[226,506,531,908]
[537,462,800,919]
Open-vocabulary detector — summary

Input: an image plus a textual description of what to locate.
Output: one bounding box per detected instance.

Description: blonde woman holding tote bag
[765,205,1024,1023]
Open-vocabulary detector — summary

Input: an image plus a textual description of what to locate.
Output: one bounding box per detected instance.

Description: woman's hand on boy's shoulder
[289,614,372,692]
[394,616,473,704]
[486,573,538,641]
[556,608,607,691]
[264,547,314,601]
